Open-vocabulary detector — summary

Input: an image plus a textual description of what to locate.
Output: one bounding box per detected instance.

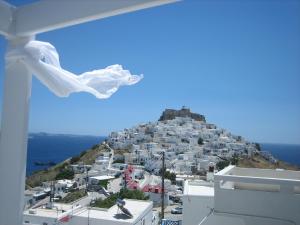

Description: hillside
[238,154,299,171]
[26,143,106,188]
[27,108,299,187]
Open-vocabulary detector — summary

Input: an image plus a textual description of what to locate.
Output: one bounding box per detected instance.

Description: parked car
[171,207,183,214]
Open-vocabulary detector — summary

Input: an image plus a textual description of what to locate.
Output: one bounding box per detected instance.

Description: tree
[58,189,86,203]
[119,188,149,200]
[91,144,100,150]
[231,153,239,165]
[255,143,261,151]
[80,150,87,157]
[55,169,74,180]
[113,159,125,164]
[164,171,176,184]
[70,155,80,164]
[198,137,204,145]
[99,180,109,189]
[216,160,230,170]
[91,188,148,209]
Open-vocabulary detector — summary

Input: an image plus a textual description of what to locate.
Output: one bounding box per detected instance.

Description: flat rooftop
[24,203,74,218]
[24,199,152,224]
[184,180,214,197]
[77,199,152,223]
[90,175,115,180]
[217,165,300,181]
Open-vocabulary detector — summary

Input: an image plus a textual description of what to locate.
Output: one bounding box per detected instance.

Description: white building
[23,199,154,225]
[94,155,110,171]
[183,180,214,225]
[183,165,300,225]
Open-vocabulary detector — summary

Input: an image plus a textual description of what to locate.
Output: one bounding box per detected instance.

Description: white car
[171,207,183,214]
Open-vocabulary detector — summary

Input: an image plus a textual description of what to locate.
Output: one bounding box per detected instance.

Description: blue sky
[0,0,299,144]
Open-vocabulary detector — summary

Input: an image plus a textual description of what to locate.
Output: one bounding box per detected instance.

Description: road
[105,143,114,170]
[153,203,183,222]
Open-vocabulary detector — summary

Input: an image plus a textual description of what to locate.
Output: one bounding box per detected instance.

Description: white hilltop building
[183,165,300,225]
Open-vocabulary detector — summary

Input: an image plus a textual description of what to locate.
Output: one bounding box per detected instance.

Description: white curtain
[6,40,143,99]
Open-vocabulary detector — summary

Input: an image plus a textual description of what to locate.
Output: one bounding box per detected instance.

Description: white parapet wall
[213,166,300,225]
[182,180,214,225]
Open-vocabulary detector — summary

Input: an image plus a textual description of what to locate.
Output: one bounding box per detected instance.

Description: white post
[0,36,34,225]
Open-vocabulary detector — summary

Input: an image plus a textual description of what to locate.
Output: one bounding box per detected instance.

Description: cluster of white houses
[23,165,300,225]
[22,115,299,225]
[108,116,259,174]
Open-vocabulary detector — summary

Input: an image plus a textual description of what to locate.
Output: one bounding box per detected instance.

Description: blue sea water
[261,143,300,167]
[26,133,105,175]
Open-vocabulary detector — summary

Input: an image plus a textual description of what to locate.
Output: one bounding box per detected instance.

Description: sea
[26,133,105,175]
[26,133,300,175]
[260,143,300,167]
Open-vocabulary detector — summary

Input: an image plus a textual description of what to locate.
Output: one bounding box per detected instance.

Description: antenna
[161,151,165,220]
[85,166,89,193]
[50,181,54,203]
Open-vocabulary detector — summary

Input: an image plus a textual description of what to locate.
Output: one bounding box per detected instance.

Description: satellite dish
[117,198,125,207]
[116,198,133,218]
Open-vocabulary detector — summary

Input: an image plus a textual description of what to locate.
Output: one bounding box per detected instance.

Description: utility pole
[50,181,54,203]
[161,151,165,220]
[85,168,89,193]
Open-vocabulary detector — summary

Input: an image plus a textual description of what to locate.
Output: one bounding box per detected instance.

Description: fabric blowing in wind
[6,40,143,99]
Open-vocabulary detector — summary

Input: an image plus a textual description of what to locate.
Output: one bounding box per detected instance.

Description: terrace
[213,165,300,224]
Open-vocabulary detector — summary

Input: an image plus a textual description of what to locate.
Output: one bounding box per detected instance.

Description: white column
[0,36,34,225]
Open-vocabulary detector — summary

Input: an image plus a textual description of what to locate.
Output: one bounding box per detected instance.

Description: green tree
[55,169,74,180]
[255,143,261,151]
[231,154,239,165]
[164,171,176,184]
[113,159,125,164]
[58,189,87,203]
[216,160,230,170]
[198,137,204,145]
[70,155,80,164]
[99,180,109,189]
[91,188,149,209]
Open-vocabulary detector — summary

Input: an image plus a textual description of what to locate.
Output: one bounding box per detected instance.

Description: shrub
[164,171,176,184]
[80,150,87,157]
[113,159,125,164]
[55,169,74,180]
[70,156,80,164]
[91,188,148,209]
[99,180,109,189]
[59,189,87,203]
[198,137,204,145]
[255,143,261,151]
[119,188,149,200]
[231,154,239,165]
[216,160,230,170]
[92,144,100,150]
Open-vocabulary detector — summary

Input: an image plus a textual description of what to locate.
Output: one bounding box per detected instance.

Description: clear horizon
[28,130,300,146]
[0,0,300,145]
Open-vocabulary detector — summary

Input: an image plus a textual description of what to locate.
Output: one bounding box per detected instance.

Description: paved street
[153,203,183,222]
